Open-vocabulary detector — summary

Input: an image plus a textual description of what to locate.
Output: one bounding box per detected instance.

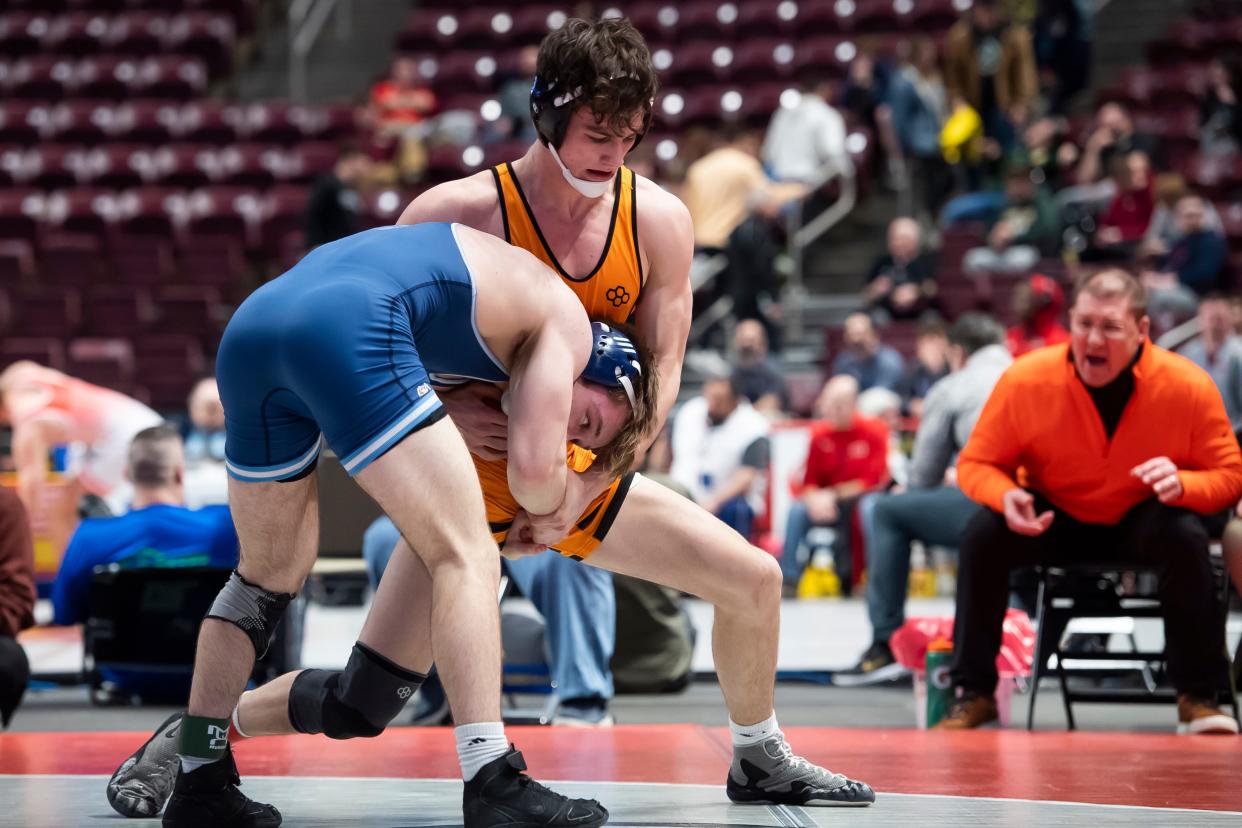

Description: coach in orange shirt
[941,268,1242,734]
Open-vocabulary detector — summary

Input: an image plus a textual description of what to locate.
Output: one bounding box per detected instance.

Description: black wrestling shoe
[161,747,282,828]
[106,710,184,817]
[463,746,608,827]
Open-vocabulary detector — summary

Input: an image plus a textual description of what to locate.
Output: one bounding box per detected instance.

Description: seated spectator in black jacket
[864,218,938,320]
[730,319,789,416]
[0,488,34,728]
[304,145,373,248]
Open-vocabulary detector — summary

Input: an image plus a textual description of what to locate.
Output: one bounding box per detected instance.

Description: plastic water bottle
[924,637,954,728]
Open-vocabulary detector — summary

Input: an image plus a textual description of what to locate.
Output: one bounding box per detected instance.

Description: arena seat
[83,284,156,335]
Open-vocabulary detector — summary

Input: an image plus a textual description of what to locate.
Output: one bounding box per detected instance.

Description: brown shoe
[935,694,998,730]
[1177,695,1239,735]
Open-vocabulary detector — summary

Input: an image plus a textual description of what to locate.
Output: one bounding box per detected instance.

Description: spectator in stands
[941,269,1242,733]
[304,145,372,248]
[51,426,239,700]
[52,426,238,626]
[841,41,900,183]
[1084,150,1154,262]
[683,127,807,342]
[963,163,1060,277]
[183,377,227,508]
[368,56,438,137]
[1006,273,1070,356]
[780,375,889,589]
[0,488,34,729]
[762,75,849,184]
[1146,194,1228,301]
[1142,176,1223,260]
[1074,102,1158,187]
[495,45,540,142]
[1180,293,1242,429]
[362,516,619,726]
[832,312,906,392]
[1200,58,1240,158]
[1033,0,1092,114]
[0,362,163,520]
[730,319,790,416]
[670,373,771,539]
[1012,116,1079,192]
[943,0,1038,147]
[865,218,939,321]
[896,316,950,418]
[890,36,952,219]
[847,313,1009,679]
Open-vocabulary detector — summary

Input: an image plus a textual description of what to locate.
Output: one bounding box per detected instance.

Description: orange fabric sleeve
[956,367,1023,513]
[1174,376,1242,513]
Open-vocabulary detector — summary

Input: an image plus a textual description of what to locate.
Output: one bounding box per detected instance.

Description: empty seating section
[0,0,355,406]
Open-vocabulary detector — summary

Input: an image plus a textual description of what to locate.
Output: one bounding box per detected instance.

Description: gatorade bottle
[925,637,954,728]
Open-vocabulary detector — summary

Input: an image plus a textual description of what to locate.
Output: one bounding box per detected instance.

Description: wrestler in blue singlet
[216,222,507,482]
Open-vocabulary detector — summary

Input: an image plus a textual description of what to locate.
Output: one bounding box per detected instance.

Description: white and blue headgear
[582,321,642,409]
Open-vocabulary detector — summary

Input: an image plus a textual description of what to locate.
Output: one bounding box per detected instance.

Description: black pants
[951,497,1225,699]
[0,635,29,728]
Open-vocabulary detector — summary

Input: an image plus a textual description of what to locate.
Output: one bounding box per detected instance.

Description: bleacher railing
[289,0,352,103]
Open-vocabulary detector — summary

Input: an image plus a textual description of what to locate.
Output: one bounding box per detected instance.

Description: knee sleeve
[287,642,426,739]
[205,570,294,659]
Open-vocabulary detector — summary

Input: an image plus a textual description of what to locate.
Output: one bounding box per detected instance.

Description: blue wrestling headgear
[582,321,642,409]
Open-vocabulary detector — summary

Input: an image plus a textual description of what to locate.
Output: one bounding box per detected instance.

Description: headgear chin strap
[529,73,652,198]
[582,322,642,409]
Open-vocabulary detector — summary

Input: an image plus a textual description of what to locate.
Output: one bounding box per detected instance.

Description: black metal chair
[85,565,304,704]
[1026,558,1240,730]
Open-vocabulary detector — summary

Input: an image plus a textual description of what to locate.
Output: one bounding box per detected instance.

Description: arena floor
[1,724,1239,827]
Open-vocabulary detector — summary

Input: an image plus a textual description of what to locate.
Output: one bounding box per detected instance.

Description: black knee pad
[287,642,426,739]
[205,570,294,659]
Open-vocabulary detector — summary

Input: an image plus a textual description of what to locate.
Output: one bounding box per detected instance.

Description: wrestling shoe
[106,711,184,817]
[463,746,608,827]
[727,733,875,807]
[161,746,282,828]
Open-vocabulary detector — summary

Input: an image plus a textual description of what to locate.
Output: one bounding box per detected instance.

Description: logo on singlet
[416,383,430,397]
[606,286,631,307]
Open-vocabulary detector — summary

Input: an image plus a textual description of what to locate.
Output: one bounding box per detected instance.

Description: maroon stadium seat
[153,284,221,336]
[850,0,905,34]
[133,55,209,100]
[14,285,83,337]
[109,230,176,284]
[675,1,737,42]
[149,143,217,189]
[165,12,237,81]
[113,186,187,243]
[175,100,238,144]
[731,38,798,85]
[133,332,205,408]
[104,12,169,56]
[0,188,43,244]
[214,142,278,190]
[0,13,46,59]
[0,100,42,145]
[0,337,67,371]
[83,284,155,335]
[910,0,962,31]
[183,185,263,249]
[108,98,174,143]
[38,231,111,288]
[258,184,310,258]
[43,187,119,241]
[8,55,75,101]
[240,101,303,146]
[0,239,36,289]
[666,40,731,87]
[77,54,135,100]
[44,11,111,55]
[67,337,136,388]
[286,142,337,185]
[627,3,681,44]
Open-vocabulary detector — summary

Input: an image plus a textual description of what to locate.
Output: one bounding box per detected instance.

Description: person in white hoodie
[671,372,771,539]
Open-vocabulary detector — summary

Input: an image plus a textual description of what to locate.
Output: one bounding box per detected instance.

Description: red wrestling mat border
[1,725,1237,812]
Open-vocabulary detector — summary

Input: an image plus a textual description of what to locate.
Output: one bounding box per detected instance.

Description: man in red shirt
[780,375,890,589]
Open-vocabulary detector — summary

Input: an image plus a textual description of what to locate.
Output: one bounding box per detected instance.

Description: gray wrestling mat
[0,776,1237,827]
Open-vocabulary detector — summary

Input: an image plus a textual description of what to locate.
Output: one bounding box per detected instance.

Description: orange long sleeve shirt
[958,342,1242,525]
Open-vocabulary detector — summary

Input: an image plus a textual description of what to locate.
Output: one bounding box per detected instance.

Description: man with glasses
[938,268,1242,734]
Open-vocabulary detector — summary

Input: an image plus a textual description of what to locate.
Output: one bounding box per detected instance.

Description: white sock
[455,721,509,781]
[178,755,219,773]
[730,713,780,747]
[231,704,250,739]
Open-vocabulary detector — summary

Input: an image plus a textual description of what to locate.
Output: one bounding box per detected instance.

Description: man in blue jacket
[52,424,239,698]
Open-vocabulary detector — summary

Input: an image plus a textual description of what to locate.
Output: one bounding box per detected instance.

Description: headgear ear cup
[582,322,642,409]
[529,73,653,151]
